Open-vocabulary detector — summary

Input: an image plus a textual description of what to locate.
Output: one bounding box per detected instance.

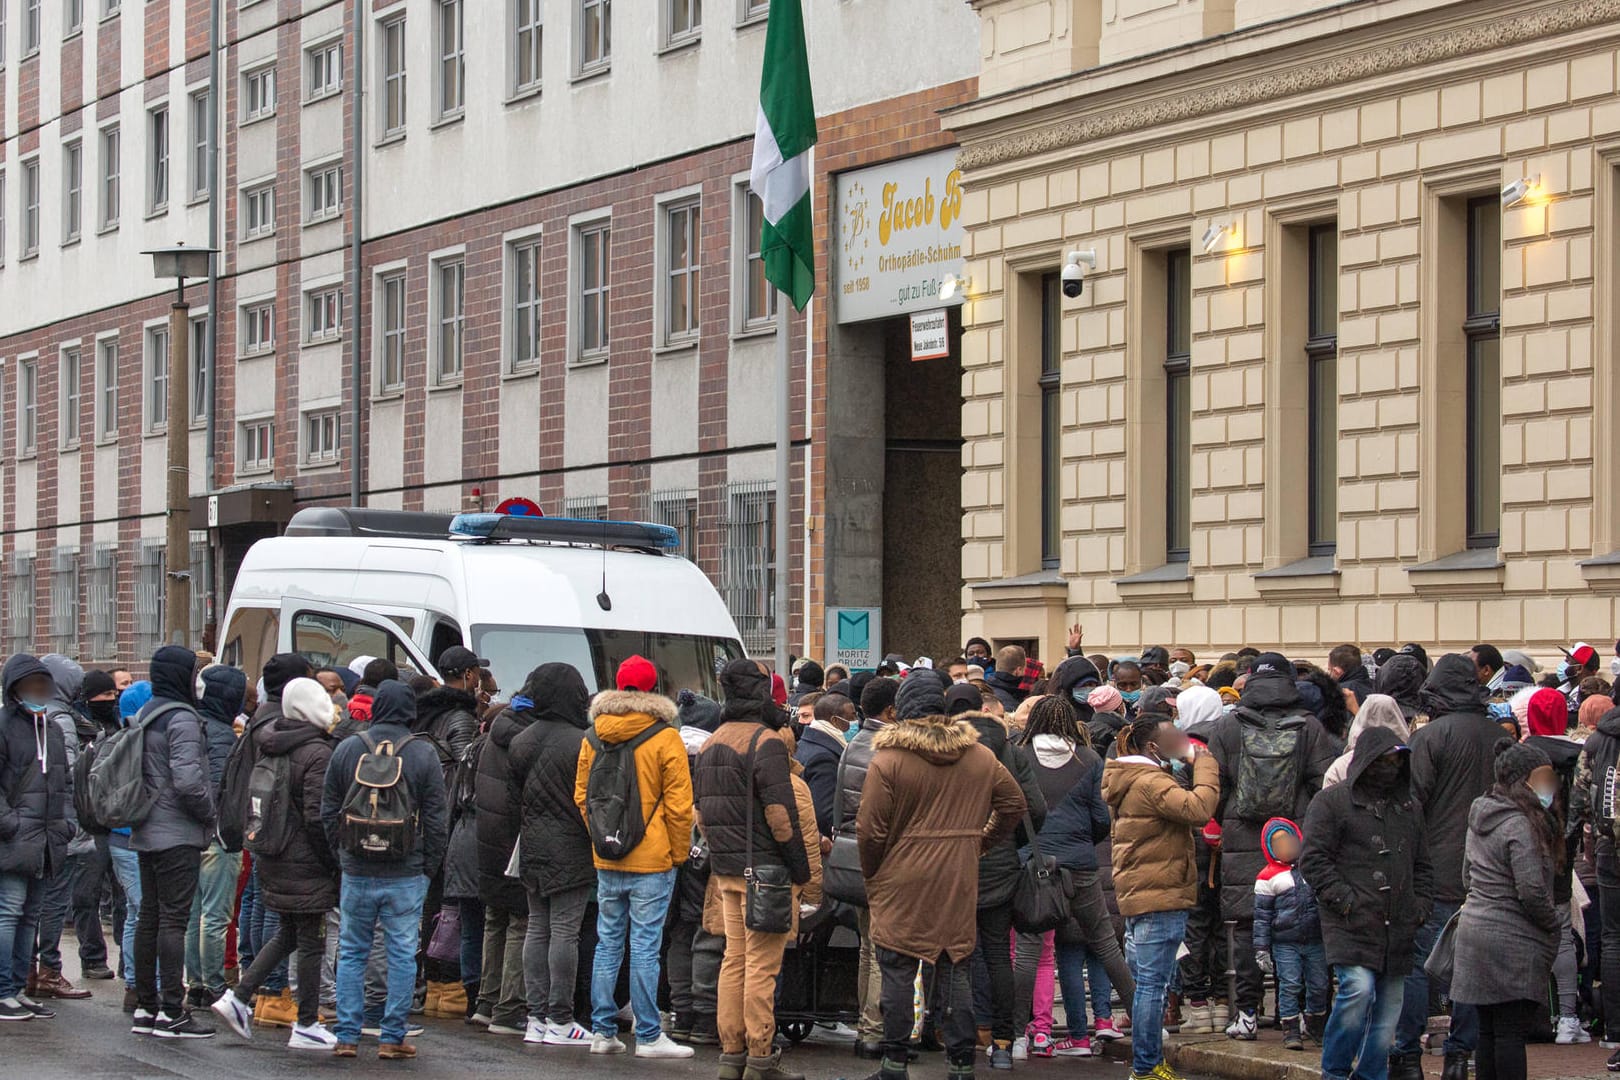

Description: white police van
[218,507,746,698]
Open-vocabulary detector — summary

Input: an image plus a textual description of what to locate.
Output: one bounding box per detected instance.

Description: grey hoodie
[39,653,85,771]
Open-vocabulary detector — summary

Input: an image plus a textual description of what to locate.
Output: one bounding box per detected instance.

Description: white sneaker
[808,1021,860,1043]
[1011,1036,1028,1060]
[1225,1009,1257,1041]
[545,1021,594,1047]
[591,1033,627,1055]
[289,1022,338,1051]
[524,1018,549,1044]
[211,993,253,1040]
[635,1033,696,1059]
[1557,1015,1592,1045]
[487,1021,527,1036]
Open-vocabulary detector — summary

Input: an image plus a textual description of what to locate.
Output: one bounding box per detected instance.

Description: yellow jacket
[574,690,694,874]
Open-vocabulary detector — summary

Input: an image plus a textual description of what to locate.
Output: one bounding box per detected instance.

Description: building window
[241,302,274,356]
[1165,247,1191,563]
[243,65,275,121]
[1039,273,1061,569]
[99,126,119,229]
[381,16,408,136]
[190,316,209,423]
[434,258,466,382]
[132,541,163,661]
[60,347,82,447]
[21,159,40,257]
[436,0,465,118]
[102,0,118,17]
[644,489,698,559]
[4,552,36,659]
[574,221,610,360]
[513,0,542,93]
[95,338,117,441]
[0,172,6,265]
[1466,196,1501,549]
[145,327,169,431]
[147,105,169,213]
[307,39,342,100]
[22,0,39,55]
[17,358,37,456]
[304,409,339,465]
[721,482,776,655]
[189,90,211,201]
[510,239,542,371]
[663,199,700,345]
[0,5,6,66]
[379,272,407,391]
[63,140,83,242]
[48,548,79,659]
[305,162,342,222]
[66,0,83,34]
[85,544,115,661]
[739,188,775,329]
[306,287,342,343]
[1306,224,1339,557]
[240,419,274,473]
[665,0,700,46]
[578,0,610,74]
[738,0,767,24]
[243,182,275,238]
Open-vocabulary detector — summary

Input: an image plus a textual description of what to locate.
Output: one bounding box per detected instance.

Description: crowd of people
[0,629,1615,1080]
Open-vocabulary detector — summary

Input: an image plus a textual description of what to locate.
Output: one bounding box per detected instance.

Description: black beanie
[1494,740,1550,787]
[263,652,313,699]
[81,669,118,701]
[895,674,946,721]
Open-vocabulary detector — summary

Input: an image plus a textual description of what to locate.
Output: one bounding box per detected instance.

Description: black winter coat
[1299,727,1433,975]
[984,670,1027,713]
[969,714,1046,907]
[475,696,543,911]
[418,686,480,763]
[506,667,594,898]
[836,720,884,835]
[1524,733,1581,903]
[794,727,844,837]
[0,655,74,876]
[252,716,339,914]
[1086,711,1129,759]
[1033,747,1109,873]
[199,665,247,799]
[1409,654,1506,903]
[1337,665,1375,707]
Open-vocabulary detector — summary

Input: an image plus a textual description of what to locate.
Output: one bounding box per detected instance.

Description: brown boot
[33,968,92,1000]
[743,1050,804,1080]
[379,1042,418,1060]
[1163,991,1183,1033]
[333,1043,358,1058]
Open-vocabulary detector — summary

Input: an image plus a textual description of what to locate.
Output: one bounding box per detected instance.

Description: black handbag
[744,728,796,934]
[822,751,868,907]
[1011,812,1073,934]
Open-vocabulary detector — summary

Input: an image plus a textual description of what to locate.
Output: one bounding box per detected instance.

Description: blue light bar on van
[449,513,681,551]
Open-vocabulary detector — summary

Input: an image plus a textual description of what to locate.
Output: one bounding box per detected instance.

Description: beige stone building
[947,0,1620,667]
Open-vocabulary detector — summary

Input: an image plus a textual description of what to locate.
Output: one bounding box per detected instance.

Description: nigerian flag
[750,0,817,312]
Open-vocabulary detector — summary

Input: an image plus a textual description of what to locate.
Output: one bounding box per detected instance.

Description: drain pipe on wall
[203,0,221,643]
[349,0,366,507]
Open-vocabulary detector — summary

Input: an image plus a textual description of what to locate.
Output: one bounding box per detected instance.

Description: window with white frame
[574,220,610,360]
[434,258,466,381]
[189,90,211,200]
[22,0,39,55]
[190,316,209,423]
[0,5,6,67]
[578,0,610,74]
[306,287,342,342]
[147,105,169,213]
[513,0,542,94]
[378,272,407,391]
[17,358,38,456]
[21,158,40,257]
[63,141,83,242]
[306,162,342,222]
[737,187,775,329]
[60,347,82,446]
[664,0,699,46]
[99,125,120,229]
[243,65,275,121]
[307,39,342,100]
[101,0,118,19]
[721,481,776,654]
[663,198,700,344]
[303,409,339,465]
[243,182,274,238]
[66,0,83,35]
[145,327,169,431]
[436,0,464,119]
[738,0,767,23]
[510,239,542,371]
[381,16,407,136]
[241,301,274,356]
[95,338,117,441]
[240,418,273,473]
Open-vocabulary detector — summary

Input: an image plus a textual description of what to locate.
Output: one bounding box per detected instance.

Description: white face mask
[195,674,207,701]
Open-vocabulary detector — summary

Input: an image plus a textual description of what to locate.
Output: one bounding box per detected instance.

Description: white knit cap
[282,677,337,732]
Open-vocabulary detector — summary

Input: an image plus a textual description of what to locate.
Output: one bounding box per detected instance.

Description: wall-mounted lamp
[1500,177,1536,208]
[938,272,972,302]
[1201,222,1231,255]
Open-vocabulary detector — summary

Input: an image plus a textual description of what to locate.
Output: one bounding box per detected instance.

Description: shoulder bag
[822,749,868,907]
[744,727,796,934]
[1011,811,1073,934]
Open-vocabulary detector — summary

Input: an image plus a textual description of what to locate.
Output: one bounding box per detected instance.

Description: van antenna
[596,517,613,611]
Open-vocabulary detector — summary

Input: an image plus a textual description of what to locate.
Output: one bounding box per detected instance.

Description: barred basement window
[190,537,208,639]
[721,481,775,655]
[3,552,35,658]
[642,489,698,560]
[562,495,608,520]
[133,541,164,662]
[49,547,80,658]
[85,544,117,661]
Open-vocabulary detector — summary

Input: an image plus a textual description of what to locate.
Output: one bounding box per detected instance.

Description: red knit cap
[1526,687,1568,738]
[616,654,658,692]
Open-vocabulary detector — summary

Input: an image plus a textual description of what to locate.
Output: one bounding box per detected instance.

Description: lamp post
[143,243,217,649]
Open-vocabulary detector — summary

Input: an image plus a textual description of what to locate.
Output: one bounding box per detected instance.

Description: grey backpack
[85,701,184,830]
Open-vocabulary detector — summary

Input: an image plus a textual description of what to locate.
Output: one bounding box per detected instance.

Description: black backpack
[337,733,421,860]
[582,722,669,861]
[243,750,298,857]
[1230,712,1306,823]
[72,737,108,834]
[83,702,185,830]
[217,714,273,853]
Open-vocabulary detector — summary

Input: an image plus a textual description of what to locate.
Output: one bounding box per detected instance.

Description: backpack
[217,713,273,853]
[337,732,421,860]
[84,701,184,830]
[448,731,485,828]
[1230,712,1306,823]
[243,750,298,857]
[582,722,669,861]
[72,738,107,834]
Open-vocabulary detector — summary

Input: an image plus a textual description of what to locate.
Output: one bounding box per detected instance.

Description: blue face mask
[844,724,859,744]
[20,698,50,715]
[1119,689,1141,706]
[1535,787,1556,810]
[1169,757,1188,775]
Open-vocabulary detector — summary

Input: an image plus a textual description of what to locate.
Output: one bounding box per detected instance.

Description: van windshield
[472,625,745,701]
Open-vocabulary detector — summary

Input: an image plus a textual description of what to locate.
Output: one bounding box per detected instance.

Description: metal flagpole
[774,294,791,678]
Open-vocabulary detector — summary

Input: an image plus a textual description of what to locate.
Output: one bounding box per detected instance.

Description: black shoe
[1283,1029,1304,1051]
[82,965,115,981]
[1607,1046,1620,1072]
[0,998,32,1022]
[153,1010,216,1039]
[1387,1053,1424,1080]
[856,1043,884,1061]
[669,1011,694,1042]
[185,986,209,1009]
[689,1014,720,1046]
[17,995,55,1020]
[1442,1050,1471,1080]
[914,1026,945,1053]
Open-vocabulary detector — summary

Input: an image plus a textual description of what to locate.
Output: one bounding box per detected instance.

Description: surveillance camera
[1061,249,1098,299]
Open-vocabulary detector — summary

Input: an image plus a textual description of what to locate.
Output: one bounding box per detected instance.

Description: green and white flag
[750,0,817,312]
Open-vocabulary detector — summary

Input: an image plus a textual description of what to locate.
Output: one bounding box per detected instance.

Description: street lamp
[143,242,218,649]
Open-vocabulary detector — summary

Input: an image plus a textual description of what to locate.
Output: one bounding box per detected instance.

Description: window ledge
[1579,550,1620,589]
[240,112,276,129]
[304,336,342,349]
[241,231,276,245]
[301,459,342,472]
[970,569,1067,610]
[429,112,465,132]
[375,132,407,149]
[654,339,699,357]
[501,365,541,382]
[304,214,343,228]
[428,378,463,394]
[372,391,405,405]
[237,466,274,478]
[187,193,210,209]
[571,65,611,86]
[505,85,542,107]
[62,236,81,250]
[305,89,342,106]
[1254,555,1339,597]
[16,451,38,462]
[658,35,701,57]
[1115,562,1194,600]
[59,442,82,454]
[19,252,40,263]
[240,349,275,361]
[731,324,777,342]
[143,208,169,222]
[1405,548,1504,595]
[97,222,119,236]
[569,352,610,369]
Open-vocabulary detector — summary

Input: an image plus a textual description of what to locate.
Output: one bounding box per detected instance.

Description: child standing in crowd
[1253,818,1327,1050]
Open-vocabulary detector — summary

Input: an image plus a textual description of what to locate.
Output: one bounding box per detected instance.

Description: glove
[1255,949,1274,976]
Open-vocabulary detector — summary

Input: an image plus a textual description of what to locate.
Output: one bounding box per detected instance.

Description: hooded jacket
[1408,654,1507,903]
[475,691,546,910]
[39,654,85,770]
[1050,657,1102,728]
[574,687,693,875]
[1252,817,1320,949]
[0,654,74,876]
[966,713,1046,907]
[1449,792,1559,1006]
[198,665,247,799]
[1102,750,1220,916]
[1337,664,1375,707]
[1324,694,1410,788]
[131,646,217,853]
[1031,741,1109,874]
[1298,726,1433,975]
[251,713,339,913]
[1524,729,1582,903]
[857,714,1025,963]
[1375,655,1428,722]
[506,665,595,898]
[417,685,480,762]
[984,669,1027,714]
[321,680,449,879]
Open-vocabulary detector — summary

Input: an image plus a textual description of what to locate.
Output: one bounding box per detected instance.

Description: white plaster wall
[498,375,542,475]
[423,391,463,484]
[368,399,406,489]
[563,365,609,467]
[650,351,699,459]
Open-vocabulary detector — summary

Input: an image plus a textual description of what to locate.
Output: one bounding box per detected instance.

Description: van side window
[292,610,414,676]
[429,618,464,666]
[221,607,279,684]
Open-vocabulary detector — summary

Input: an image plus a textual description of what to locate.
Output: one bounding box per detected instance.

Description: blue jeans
[590,868,675,1041]
[1395,901,1476,1056]
[1124,909,1188,1074]
[334,875,429,1046]
[1322,964,1406,1080]
[0,872,48,1000]
[1273,940,1330,1019]
[184,843,241,995]
[110,843,142,989]
[1054,941,1113,1029]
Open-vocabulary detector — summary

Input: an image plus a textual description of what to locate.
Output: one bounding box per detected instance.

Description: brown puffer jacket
[1102,752,1220,917]
[857,715,1026,963]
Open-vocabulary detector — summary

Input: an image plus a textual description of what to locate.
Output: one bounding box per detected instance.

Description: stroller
[776,903,863,1043]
